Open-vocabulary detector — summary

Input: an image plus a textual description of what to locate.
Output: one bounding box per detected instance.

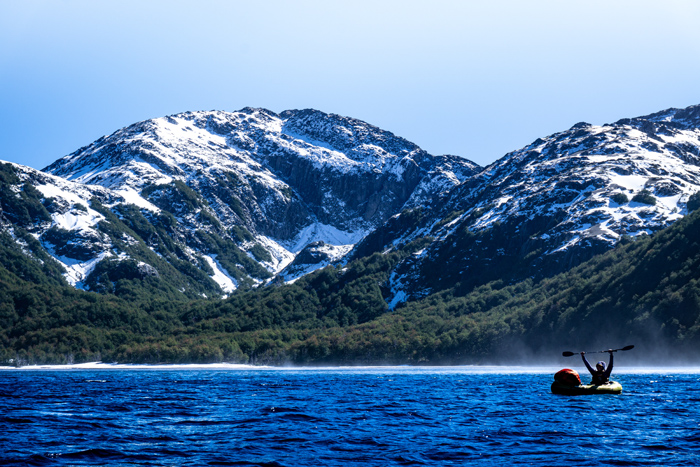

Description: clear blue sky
[2,1,700,170]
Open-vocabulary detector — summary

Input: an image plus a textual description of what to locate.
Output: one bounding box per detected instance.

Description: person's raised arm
[604,350,614,378]
[581,352,594,375]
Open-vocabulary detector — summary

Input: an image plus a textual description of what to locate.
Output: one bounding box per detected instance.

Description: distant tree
[611,192,629,205]
[632,190,656,206]
[687,192,700,212]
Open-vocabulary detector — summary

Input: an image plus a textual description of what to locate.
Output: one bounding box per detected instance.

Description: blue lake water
[1,366,699,466]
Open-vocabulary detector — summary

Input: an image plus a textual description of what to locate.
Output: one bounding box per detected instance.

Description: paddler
[580,350,613,385]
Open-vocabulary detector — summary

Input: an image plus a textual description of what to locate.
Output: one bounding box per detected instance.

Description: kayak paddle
[562,345,634,357]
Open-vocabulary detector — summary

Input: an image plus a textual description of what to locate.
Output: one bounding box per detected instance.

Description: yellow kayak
[551,380,622,395]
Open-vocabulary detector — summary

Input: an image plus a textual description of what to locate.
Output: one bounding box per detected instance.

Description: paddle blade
[621,345,635,351]
[562,351,575,357]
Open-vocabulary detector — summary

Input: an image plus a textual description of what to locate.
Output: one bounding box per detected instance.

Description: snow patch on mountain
[50,209,102,232]
[205,254,237,294]
[280,242,354,283]
[286,244,354,283]
[58,251,112,288]
[283,222,369,253]
[32,184,105,232]
[114,187,161,213]
[253,235,296,274]
[607,173,648,192]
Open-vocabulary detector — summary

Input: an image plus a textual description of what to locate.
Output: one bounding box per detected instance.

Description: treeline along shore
[2,200,700,367]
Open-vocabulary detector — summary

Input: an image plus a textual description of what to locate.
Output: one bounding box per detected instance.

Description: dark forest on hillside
[2,203,700,366]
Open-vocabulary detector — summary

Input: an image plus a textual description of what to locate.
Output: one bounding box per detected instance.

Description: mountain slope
[352,104,700,306]
[3,195,700,366]
[2,109,478,295]
[0,161,261,299]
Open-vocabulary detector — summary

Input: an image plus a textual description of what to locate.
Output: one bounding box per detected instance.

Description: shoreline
[3,362,700,374]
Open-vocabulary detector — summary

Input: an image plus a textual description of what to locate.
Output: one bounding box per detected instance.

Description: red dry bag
[554,368,581,387]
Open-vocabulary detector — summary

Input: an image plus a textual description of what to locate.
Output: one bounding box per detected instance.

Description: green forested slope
[2,207,700,366]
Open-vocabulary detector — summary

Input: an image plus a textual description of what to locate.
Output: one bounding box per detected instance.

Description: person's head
[596,361,606,371]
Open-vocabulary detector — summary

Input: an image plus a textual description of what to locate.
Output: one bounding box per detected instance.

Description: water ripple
[1,370,699,466]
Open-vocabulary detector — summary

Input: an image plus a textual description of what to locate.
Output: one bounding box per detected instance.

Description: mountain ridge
[8,108,479,295]
[351,103,700,305]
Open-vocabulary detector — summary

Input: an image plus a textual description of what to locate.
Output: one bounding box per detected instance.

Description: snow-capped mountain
[5,103,700,305]
[45,108,477,238]
[3,108,477,295]
[354,104,700,306]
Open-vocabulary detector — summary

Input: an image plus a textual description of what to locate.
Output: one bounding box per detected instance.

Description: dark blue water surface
[1,367,699,466]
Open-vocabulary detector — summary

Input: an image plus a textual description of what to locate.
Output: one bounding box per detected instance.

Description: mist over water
[2,367,699,466]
